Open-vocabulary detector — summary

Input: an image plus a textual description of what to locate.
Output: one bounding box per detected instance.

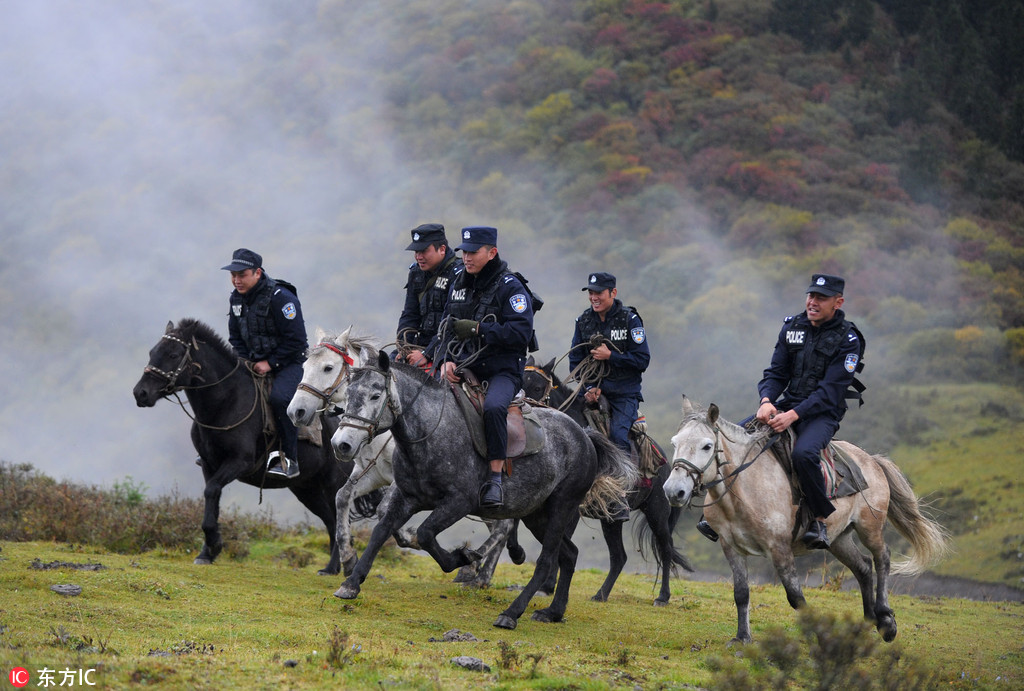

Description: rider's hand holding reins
[584,386,602,404]
[589,343,612,361]
[453,319,479,341]
[253,359,272,375]
[439,361,461,384]
[757,400,798,432]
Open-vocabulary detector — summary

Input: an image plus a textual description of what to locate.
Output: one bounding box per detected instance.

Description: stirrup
[479,480,503,508]
[696,516,719,542]
[267,451,300,479]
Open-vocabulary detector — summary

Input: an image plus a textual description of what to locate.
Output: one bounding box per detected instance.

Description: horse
[330,351,638,630]
[522,357,692,605]
[286,326,520,583]
[133,319,350,575]
[663,396,950,644]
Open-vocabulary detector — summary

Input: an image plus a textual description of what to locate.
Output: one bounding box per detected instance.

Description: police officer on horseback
[698,273,863,548]
[569,272,650,521]
[428,226,536,509]
[396,223,463,368]
[223,248,307,478]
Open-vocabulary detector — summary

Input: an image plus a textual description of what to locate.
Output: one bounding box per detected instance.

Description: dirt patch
[30,559,106,571]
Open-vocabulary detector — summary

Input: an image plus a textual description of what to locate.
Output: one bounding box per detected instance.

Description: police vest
[407,254,461,346]
[235,277,283,360]
[576,305,642,382]
[784,314,866,406]
[448,265,540,352]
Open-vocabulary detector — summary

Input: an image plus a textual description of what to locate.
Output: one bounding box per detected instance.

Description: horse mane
[175,318,236,360]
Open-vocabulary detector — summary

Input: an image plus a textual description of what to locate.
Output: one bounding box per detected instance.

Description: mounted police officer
[697,273,862,548]
[569,272,650,521]
[222,248,307,478]
[428,226,536,509]
[396,223,463,368]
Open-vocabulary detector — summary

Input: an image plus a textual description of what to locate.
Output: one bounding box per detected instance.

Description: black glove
[453,319,479,340]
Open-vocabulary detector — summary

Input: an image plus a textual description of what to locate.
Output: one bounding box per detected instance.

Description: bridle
[143,333,198,395]
[295,341,355,413]
[335,366,400,442]
[671,422,778,508]
[524,365,554,404]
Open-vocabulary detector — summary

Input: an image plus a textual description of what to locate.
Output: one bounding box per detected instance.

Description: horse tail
[581,429,640,520]
[873,454,951,575]
[635,517,695,573]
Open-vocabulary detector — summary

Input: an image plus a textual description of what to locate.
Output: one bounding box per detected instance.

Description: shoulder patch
[509,294,528,313]
[631,327,646,344]
[844,353,859,372]
[282,303,298,320]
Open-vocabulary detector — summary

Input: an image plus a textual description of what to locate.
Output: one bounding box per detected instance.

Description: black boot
[696,515,719,542]
[479,480,503,508]
[802,520,830,550]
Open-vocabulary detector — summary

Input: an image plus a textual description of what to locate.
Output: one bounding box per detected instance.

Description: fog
[0,1,788,560]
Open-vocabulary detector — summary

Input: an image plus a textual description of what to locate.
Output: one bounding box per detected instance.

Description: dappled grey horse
[331,352,638,629]
[133,319,350,574]
[287,326,519,583]
[664,396,950,643]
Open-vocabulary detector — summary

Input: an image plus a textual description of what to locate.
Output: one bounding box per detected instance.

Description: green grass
[1,539,1021,689]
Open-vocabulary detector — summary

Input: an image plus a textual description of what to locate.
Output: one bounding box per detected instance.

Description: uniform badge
[845,354,859,372]
[232,304,242,317]
[509,294,528,313]
[412,232,421,241]
[282,302,297,320]
[631,327,645,344]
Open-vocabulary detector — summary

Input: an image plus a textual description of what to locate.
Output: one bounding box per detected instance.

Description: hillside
[1,0,1022,592]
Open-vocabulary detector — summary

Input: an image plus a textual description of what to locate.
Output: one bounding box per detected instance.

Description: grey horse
[331,352,638,630]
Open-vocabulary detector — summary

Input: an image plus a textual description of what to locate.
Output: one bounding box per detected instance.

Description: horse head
[331,350,402,461]
[133,320,202,406]
[523,357,557,403]
[288,326,382,426]
[663,396,724,507]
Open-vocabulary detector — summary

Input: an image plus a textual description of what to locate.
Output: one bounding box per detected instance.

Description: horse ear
[543,358,555,373]
[314,326,327,343]
[165,321,174,334]
[378,350,390,371]
[708,403,720,425]
[681,394,694,416]
[526,355,535,367]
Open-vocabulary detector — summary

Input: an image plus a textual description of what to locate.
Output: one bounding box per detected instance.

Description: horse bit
[295,341,354,414]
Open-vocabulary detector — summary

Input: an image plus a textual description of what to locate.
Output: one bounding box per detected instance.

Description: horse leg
[721,542,752,644]
[856,518,897,641]
[533,516,581,624]
[335,467,390,576]
[828,530,875,621]
[591,519,625,602]
[195,471,232,565]
[455,519,514,588]
[768,543,807,611]
[495,506,577,629]
[414,500,482,573]
[334,490,415,600]
[646,498,682,606]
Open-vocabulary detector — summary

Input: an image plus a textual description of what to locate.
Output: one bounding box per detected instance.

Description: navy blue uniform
[228,273,307,460]
[429,256,534,461]
[397,253,463,349]
[569,299,649,451]
[758,309,860,518]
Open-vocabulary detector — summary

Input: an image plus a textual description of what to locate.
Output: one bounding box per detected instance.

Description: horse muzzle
[662,464,697,508]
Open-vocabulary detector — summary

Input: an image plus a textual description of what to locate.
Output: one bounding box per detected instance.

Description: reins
[676,424,779,509]
[295,340,355,413]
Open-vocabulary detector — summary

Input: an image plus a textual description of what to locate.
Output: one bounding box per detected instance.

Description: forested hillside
[1,0,1022,544]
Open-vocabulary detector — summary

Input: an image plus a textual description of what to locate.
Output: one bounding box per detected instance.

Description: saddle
[250,373,323,476]
[582,402,665,490]
[770,430,868,500]
[451,369,546,462]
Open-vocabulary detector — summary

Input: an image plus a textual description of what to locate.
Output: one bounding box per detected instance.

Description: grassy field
[1,537,1021,690]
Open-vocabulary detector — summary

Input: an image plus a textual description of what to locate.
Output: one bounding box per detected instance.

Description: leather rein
[672,424,779,509]
[295,341,354,413]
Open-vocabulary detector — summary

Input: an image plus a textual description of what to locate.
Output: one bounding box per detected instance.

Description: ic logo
[9,667,29,688]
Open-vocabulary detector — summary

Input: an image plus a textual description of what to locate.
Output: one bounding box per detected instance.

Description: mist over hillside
[1,0,1021,527]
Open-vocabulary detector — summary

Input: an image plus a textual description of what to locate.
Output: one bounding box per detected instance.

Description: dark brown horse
[133,319,351,574]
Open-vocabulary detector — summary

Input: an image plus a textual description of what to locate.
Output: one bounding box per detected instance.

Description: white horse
[663,396,949,644]
[288,327,517,582]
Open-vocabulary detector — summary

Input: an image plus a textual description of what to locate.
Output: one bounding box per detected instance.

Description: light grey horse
[663,396,949,644]
[287,327,518,583]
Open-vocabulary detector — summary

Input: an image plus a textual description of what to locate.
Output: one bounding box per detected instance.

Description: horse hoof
[341,554,358,578]
[653,598,668,607]
[531,608,563,623]
[507,545,526,565]
[453,565,478,584]
[317,566,339,577]
[591,592,608,603]
[493,614,518,630]
[728,636,751,647]
[878,618,897,642]
[193,557,213,565]
[334,583,360,599]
